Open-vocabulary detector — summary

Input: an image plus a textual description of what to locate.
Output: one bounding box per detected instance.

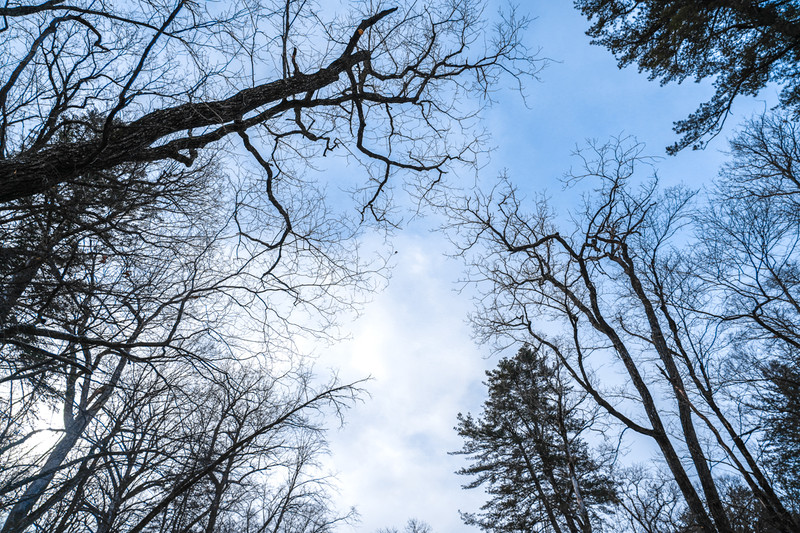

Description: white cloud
[321,229,494,532]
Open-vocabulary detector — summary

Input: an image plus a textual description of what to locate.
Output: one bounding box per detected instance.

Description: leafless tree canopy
[0,1,535,531]
[0,0,536,208]
[445,119,800,532]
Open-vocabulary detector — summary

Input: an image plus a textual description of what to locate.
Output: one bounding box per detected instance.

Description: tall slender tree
[696,111,800,518]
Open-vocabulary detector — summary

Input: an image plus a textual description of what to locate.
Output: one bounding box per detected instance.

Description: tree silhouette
[454,346,616,533]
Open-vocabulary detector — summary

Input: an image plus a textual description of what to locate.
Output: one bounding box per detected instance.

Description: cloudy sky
[316,2,779,531]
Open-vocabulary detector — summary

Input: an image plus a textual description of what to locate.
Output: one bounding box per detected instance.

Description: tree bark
[0,8,398,203]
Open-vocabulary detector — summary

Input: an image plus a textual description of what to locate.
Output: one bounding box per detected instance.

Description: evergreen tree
[454,346,617,533]
[761,360,800,512]
[575,0,800,152]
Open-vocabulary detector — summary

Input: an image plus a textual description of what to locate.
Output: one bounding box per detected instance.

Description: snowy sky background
[310,2,780,531]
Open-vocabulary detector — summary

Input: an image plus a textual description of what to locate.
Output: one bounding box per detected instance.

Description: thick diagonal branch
[0,8,397,203]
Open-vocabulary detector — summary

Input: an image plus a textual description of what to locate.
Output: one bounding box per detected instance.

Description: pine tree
[454,346,617,533]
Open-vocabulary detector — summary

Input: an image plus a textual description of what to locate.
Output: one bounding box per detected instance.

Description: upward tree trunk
[551,242,720,533]
[618,246,734,533]
[0,255,44,327]
[652,275,800,532]
[512,433,566,533]
[0,358,126,533]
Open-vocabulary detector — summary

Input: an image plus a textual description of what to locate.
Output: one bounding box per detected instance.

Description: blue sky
[316,1,781,531]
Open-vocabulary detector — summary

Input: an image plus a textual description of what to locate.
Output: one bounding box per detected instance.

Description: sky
[315,1,781,531]
[2,2,787,532]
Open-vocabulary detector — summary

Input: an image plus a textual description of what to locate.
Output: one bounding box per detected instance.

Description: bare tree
[694,111,800,517]
[445,135,799,533]
[2,354,361,533]
[613,466,689,533]
[0,0,536,204]
[0,0,536,531]
[377,518,433,533]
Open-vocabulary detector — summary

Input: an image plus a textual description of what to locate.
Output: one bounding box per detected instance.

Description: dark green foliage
[453,346,617,533]
[575,0,800,152]
[762,361,800,510]
[720,478,764,533]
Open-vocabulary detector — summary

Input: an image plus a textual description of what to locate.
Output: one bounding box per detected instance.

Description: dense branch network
[0,2,535,532]
[444,129,800,532]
